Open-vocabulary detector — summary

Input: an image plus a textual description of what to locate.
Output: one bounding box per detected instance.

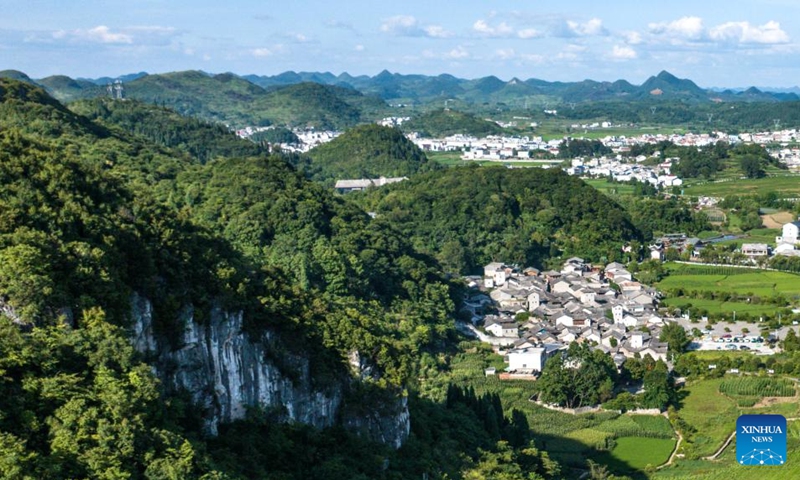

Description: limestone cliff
[130,293,409,448]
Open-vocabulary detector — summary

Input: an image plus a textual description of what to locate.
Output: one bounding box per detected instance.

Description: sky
[2,0,800,88]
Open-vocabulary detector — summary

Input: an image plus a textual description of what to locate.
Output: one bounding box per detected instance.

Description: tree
[659,322,689,357]
[740,155,765,179]
[641,360,674,410]
[782,329,800,352]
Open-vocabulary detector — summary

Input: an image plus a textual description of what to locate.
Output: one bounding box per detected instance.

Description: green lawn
[596,436,676,472]
[683,175,800,198]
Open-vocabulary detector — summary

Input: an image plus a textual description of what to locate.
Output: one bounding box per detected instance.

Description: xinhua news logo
[736,414,787,466]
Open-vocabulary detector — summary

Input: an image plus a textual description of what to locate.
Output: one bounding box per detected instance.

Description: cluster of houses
[774,219,800,257]
[464,258,670,378]
[566,155,684,188]
[334,176,407,193]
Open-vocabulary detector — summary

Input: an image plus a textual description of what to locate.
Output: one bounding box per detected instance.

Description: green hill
[69,98,267,163]
[302,124,440,183]
[37,75,101,102]
[357,166,642,273]
[0,77,489,478]
[402,109,505,138]
[257,82,388,130]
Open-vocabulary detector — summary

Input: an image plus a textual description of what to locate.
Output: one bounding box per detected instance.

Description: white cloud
[424,25,453,38]
[520,53,545,64]
[53,25,132,44]
[709,21,789,44]
[251,47,274,57]
[611,45,637,60]
[648,17,790,47]
[380,15,451,38]
[623,31,643,45]
[49,25,179,46]
[496,48,516,60]
[355,44,365,51]
[473,19,514,37]
[517,28,542,39]
[447,46,469,59]
[381,15,419,35]
[649,16,705,40]
[566,18,606,36]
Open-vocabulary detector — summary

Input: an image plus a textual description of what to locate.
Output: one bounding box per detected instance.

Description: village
[459,257,773,381]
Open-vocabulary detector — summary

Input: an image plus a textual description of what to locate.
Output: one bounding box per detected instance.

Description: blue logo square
[736,414,787,466]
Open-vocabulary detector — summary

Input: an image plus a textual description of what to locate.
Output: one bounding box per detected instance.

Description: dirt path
[705,431,736,460]
[657,429,683,469]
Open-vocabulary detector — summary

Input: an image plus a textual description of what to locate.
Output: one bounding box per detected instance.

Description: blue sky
[3,0,800,87]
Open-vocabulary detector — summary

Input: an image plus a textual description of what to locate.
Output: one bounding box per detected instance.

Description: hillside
[34,70,390,129]
[302,124,440,183]
[0,79,475,478]
[402,109,505,138]
[257,82,388,130]
[69,98,267,163]
[357,166,642,274]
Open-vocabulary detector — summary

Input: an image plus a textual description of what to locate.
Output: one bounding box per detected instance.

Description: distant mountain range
[2,68,798,131]
[241,69,799,104]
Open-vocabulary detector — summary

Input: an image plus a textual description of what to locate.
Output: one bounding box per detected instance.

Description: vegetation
[537,343,617,409]
[402,109,505,138]
[357,165,642,274]
[69,98,267,163]
[300,123,441,183]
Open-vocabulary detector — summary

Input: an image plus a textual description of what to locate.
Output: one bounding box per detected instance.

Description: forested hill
[69,98,267,163]
[0,78,467,478]
[357,166,642,274]
[27,69,390,130]
[300,123,441,183]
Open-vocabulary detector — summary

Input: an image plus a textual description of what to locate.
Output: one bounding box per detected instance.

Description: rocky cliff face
[130,293,409,447]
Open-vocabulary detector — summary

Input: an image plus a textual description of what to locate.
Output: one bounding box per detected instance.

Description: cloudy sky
[2,0,800,87]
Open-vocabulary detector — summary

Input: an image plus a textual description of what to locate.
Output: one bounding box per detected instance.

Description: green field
[675,377,800,459]
[661,264,800,294]
[655,423,800,479]
[426,151,556,168]
[598,436,676,472]
[683,175,800,198]
[660,297,787,317]
[584,178,637,195]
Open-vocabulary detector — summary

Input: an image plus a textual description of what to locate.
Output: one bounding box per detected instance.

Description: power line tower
[707,113,714,123]
[650,106,657,115]
[774,119,781,130]
[107,82,114,98]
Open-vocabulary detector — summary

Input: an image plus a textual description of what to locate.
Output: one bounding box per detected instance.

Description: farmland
[656,263,800,318]
[673,377,798,459]
[682,174,800,198]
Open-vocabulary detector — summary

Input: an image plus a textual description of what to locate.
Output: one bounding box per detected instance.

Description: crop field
[660,297,784,316]
[658,264,800,298]
[718,377,795,397]
[682,174,800,198]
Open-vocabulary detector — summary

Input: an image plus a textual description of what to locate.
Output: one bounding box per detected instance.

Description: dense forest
[299,124,441,183]
[356,166,642,274]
